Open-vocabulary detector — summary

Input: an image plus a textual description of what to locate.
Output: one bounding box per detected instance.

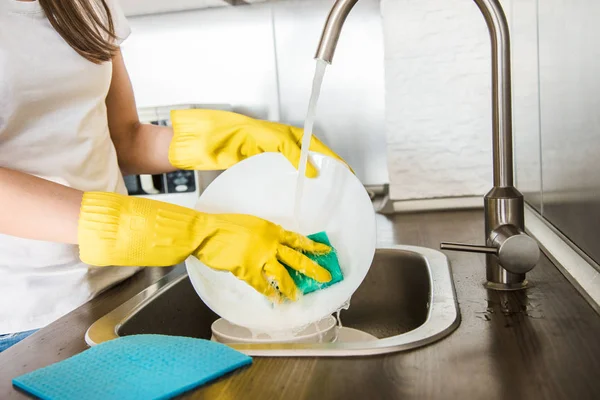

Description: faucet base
[484,188,531,290]
[485,255,531,290]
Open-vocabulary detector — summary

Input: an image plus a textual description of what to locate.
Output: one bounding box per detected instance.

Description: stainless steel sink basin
[86,245,460,356]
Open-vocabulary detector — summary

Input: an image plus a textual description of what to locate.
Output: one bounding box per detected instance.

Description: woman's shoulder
[102,0,131,46]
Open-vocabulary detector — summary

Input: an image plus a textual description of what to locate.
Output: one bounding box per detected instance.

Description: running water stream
[293,59,329,229]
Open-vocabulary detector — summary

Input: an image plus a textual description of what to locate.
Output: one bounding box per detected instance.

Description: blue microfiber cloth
[284,231,344,295]
[12,335,252,400]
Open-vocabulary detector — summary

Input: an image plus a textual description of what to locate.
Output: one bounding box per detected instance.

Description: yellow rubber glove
[78,192,331,301]
[168,109,351,177]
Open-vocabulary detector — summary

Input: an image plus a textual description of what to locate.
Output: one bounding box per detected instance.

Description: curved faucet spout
[473,0,513,188]
[314,0,359,64]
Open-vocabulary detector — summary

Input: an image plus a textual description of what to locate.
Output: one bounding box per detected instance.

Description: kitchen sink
[86,245,460,356]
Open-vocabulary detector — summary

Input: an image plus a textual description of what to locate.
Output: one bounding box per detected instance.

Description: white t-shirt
[0,0,140,334]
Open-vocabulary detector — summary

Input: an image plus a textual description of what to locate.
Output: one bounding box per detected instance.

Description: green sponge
[283,231,344,295]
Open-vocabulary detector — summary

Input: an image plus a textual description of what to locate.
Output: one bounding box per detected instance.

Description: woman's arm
[106,49,176,176]
[0,167,82,244]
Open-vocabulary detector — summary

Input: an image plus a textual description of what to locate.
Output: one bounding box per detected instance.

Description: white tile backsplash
[382,0,512,200]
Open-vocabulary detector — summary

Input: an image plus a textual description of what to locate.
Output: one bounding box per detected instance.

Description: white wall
[120,0,228,16]
[121,5,280,119]
[382,0,511,200]
[119,0,272,17]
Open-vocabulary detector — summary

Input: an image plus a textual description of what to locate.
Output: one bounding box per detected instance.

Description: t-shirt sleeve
[105,0,131,45]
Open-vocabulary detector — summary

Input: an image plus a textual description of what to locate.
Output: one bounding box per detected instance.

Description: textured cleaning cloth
[12,335,252,400]
[284,231,344,295]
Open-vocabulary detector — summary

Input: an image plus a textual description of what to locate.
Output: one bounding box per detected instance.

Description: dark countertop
[2,210,600,399]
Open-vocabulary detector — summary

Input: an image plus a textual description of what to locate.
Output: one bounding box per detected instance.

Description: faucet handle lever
[441,225,540,275]
[440,242,498,255]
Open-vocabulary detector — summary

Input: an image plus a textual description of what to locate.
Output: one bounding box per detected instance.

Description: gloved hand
[78,192,331,301]
[168,109,351,177]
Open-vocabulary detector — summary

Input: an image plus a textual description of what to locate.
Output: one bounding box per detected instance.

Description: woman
[0,0,347,352]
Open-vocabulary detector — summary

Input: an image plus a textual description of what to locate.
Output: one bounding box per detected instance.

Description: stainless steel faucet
[316,0,540,290]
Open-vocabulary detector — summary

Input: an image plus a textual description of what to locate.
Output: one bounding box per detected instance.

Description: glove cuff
[78,192,203,267]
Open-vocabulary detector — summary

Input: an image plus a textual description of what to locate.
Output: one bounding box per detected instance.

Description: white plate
[185,152,376,332]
